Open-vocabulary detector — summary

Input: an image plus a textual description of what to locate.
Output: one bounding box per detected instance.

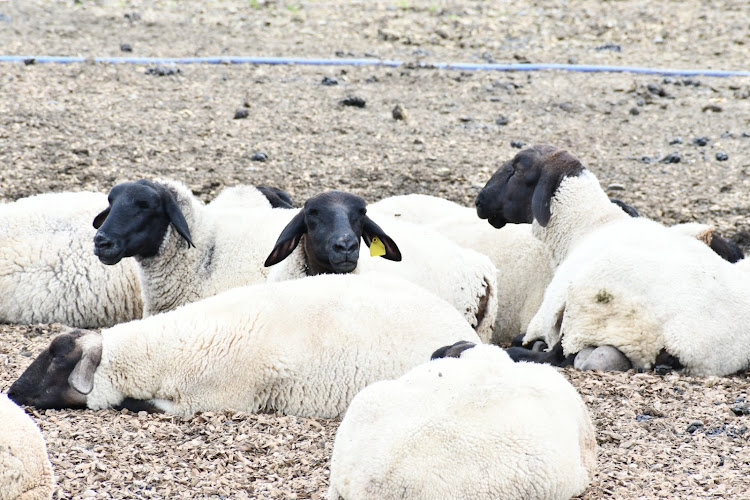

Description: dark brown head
[475,145,585,229]
[264,190,401,275]
[93,179,194,265]
[7,329,103,410]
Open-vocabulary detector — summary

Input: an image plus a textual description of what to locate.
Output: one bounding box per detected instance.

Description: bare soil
[1,1,749,498]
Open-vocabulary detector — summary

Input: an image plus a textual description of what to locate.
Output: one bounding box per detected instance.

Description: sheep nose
[94,232,114,250]
[332,235,358,254]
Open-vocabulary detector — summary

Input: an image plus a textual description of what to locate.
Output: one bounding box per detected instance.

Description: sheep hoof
[531,340,547,352]
[576,346,632,371]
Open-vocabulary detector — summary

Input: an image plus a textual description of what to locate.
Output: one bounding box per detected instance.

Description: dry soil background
[1,1,750,499]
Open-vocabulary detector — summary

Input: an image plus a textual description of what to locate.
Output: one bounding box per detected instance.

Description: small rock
[145,64,181,76]
[567,56,578,64]
[495,115,509,126]
[234,108,250,119]
[660,152,681,164]
[687,421,704,434]
[459,116,473,123]
[321,76,338,86]
[635,414,651,423]
[72,148,89,156]
[607,183,626,191]
[510,140,525,149]
[716,151,729,161]
[120,43,133,52]
[731,403,750,416]
[251,152,268,162]
[692,136,710,146]
[339,96,366,108]
[595,42,621,52]
[647,83,667,97]
[668,137,683,145]
[23,58,36,66]
[702,104,723,113]
[629,107,640,116]
[124,12,141,21]
[392,104,408,121]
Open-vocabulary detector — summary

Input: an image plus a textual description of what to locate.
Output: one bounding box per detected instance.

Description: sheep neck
[136,190,206,316]
[532,170,628,267]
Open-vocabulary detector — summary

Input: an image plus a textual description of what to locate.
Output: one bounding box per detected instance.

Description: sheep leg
[505,340,575,367]
[114,398,164,413]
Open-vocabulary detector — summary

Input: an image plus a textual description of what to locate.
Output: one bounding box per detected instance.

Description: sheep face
[8,329,102,409]
[93,180,194,265]
[475,144,583,228]
[264,191,401,274]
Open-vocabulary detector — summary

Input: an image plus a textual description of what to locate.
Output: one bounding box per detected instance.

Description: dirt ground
[1,1,750,498]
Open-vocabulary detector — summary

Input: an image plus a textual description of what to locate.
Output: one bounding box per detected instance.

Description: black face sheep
[8,273,481,418]
[92,179,299,316]
[475,144,750,376]
[265,191,499,341]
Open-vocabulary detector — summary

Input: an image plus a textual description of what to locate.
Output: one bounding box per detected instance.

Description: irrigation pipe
[1,55,749,77]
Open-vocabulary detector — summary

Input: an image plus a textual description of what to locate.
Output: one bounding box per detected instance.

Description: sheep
[475,144,750,376]
[264,191,499,341]
[8,272,481,418]
[328,343,597,500]
[0,393,55,500]
[0,191,143,328]
[92,179,301,316]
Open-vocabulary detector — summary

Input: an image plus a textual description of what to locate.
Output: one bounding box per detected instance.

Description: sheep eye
[308,209,319,217]
[359,208,366,216]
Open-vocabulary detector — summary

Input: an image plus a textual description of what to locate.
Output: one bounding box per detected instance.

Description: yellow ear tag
[370,236,386,257]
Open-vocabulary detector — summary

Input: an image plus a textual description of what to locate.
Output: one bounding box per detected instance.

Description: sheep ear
[264,210,306,267]
[164,194,195,248]
[362,216,402,261]
[92,207,110,229]
[531,151,584,227]
[68,335,103,396]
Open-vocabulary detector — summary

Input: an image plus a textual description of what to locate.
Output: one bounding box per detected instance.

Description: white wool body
[525,172,750,376]
[0,394,55,500]
[136,180,296,316]
[267,212,498,343]
[0,191,142,327]
[85,272,481,417]
[328,344,597,500]
[370,194,552,344]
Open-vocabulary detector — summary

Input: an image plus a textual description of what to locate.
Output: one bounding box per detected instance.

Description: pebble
[459,116,473,123]
[120,43,133,52]
[629,107,640,116]
[692,136,709,146]
[510,140,525,149]
[595,42,621,52]
[716,151,729,161]
[731,403,750,416]
[321,76,338,86]
[668,137,683,145]
[233,108,250,120]
[145,64,181,76]
[647,83,667,97]
[391,104,408,121]
[660,152,681,164]
[339,96,366,108]
[607,183,626,191]
[495,115,509,126]
[686,421,704,434]
[251,152,268,162]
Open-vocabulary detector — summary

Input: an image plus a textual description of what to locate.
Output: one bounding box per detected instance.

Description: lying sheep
[0,394,55,500]
[93,179,300,316]
[265,191,498,341]
[0,191,142,328]
[475,144,750,376]
[328,343,597,500]
[8,273,481,418]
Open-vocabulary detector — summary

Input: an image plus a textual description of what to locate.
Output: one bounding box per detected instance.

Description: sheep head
[475,145,584,228]
[93,179,194,265]
[8,329,103,409]
[264,190,401,275]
